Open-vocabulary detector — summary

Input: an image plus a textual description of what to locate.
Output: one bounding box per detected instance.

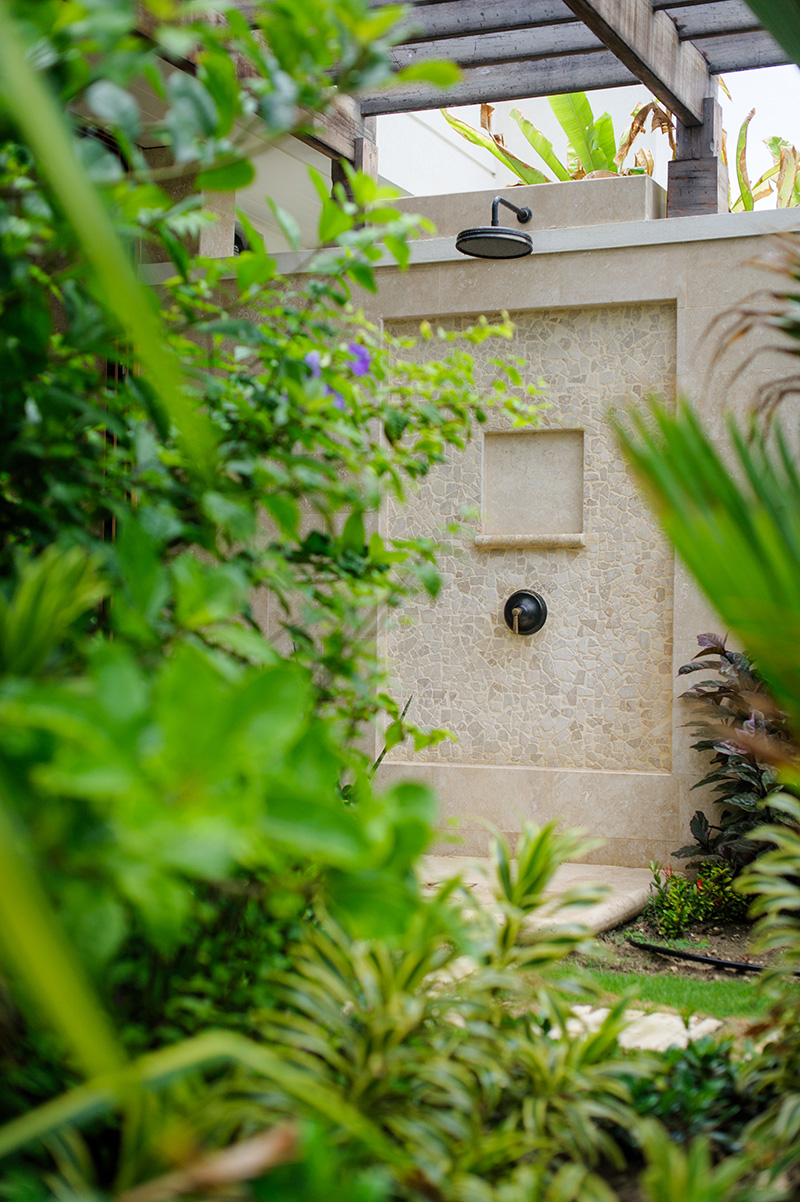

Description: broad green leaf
[263,493,301,537]
[384,233,410,268]
[196,46,241,134]
[340,510,365,553]
[85,80,140,144]
[384,719,403,752]
[201,490,256,541]
[348,259,377,292]
[319,196,354,243]
[441,109,550,185]
[115,519,169,625]
[593,112,617,171]
[196,158,255,191]
[510,108,570,180]
[308,165,332,205]
[166,72,219,148]
[172,557,250,629]
[549,92,607,175]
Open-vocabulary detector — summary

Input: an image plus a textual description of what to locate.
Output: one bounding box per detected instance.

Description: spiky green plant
[442,93,675,185]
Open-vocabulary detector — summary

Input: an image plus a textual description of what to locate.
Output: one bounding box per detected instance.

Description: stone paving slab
[566,1006,722,1052]
[420,854,653,934]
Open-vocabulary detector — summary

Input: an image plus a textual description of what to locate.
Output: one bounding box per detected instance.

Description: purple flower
[348,342,371,377]
[304,349,346,412]
[304,350,322,378]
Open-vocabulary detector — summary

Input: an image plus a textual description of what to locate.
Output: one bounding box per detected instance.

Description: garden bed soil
[594,916,773,981]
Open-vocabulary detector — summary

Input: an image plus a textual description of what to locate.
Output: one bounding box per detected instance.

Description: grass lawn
[580,969,771,1020]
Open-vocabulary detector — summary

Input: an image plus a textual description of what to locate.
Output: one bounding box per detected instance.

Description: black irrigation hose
[627,937,782,975]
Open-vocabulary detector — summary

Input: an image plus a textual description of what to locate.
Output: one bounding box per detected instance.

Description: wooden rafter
[359,0,787,119]
[547,0,711,123]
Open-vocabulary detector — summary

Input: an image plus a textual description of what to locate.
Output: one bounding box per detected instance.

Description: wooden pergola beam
[389,22,603,72]
[559,0,711,124]
[696,28,788,69]
[393,0,576,42]
[360,49,637,115]
[666,0,760,37]
[294,95,379,179]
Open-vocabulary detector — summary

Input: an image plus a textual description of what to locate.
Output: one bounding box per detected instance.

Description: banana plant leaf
[614,401,800,737]
[736,108,756,210]
[593,112,617,171]
[549,92,608,175]
[777,144,799,206]
[441,109,550,184]
[510,108,570,180]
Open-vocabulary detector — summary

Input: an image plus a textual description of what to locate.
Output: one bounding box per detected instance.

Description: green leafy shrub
[647,862,749,937]
[626,1037,761,1156]
[676,633,799,871]
[1,824,653,1202]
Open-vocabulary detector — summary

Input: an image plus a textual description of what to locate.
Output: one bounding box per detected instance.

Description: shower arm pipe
[491,196,532,226]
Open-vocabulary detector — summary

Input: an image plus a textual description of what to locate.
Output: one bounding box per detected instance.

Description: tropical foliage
[442,92,675,185]
[647,862,749,936]
[613,243,800,1198]
[676,633,799,869]
[728,108,800,211]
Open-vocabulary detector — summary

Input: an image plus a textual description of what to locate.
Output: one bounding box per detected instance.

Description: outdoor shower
[455,196,533,259]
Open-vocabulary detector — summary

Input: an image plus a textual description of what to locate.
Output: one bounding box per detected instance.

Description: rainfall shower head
[455,196,533,259]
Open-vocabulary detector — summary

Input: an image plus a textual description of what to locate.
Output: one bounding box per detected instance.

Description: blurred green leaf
[196,159,255,192]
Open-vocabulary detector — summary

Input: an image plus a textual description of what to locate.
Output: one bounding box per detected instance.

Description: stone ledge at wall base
[379,762,682,870]
[391,174,667,240]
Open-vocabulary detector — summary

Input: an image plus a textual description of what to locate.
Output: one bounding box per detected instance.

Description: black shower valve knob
[503,590,547,635]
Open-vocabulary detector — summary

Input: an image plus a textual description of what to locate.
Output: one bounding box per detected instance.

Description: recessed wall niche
[479,429,585,550]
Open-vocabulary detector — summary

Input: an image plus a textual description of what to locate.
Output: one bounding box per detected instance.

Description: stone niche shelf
[480,428,585,551]
[474,532,586,550]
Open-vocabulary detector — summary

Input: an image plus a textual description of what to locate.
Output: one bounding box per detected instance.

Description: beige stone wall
[354,177,800,867]
[383,303,676,775]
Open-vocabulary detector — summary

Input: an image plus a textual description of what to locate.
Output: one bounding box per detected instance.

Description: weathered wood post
[667,90,728,217]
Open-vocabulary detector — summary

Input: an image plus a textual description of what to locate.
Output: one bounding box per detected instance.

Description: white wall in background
[237,137,332,252]
[376,109,499,194]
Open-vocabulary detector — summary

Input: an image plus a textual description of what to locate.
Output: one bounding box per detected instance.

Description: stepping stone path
[566,1005,721,1051]
[420,854,722,1053]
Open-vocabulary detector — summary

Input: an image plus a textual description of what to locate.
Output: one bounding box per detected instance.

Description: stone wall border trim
[474,533,586,549]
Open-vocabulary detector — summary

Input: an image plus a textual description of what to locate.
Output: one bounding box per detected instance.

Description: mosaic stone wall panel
[382,302,677,773]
